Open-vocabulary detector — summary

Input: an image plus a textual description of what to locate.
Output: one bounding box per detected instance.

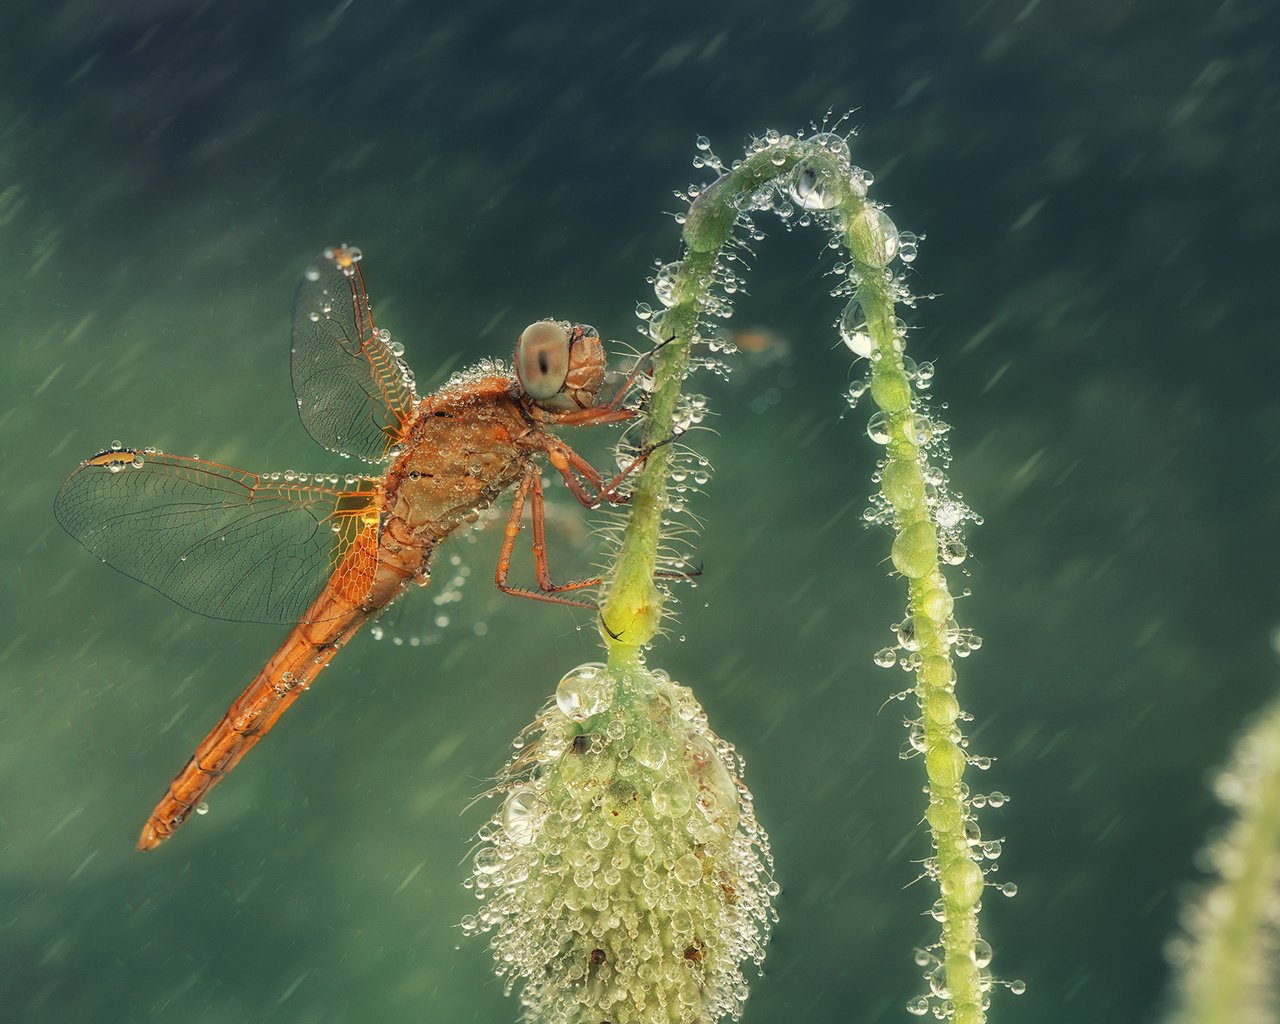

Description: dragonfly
[56,244,662,851]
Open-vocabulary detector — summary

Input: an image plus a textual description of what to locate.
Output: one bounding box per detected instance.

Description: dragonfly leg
[597,331,676,412]
[544,431,679,509]
[494,466,604,608]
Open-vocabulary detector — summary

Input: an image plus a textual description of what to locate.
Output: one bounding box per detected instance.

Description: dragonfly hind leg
[495,465,604,609]
[493,464,704,611]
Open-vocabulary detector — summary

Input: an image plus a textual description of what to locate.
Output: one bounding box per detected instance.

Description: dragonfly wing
[54,450,382,624]
[291,245,417,464]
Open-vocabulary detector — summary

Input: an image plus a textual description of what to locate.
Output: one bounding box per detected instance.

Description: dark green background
[3,2,1276,1022]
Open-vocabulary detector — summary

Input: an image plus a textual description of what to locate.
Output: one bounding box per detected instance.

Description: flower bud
[463,663,776,1023]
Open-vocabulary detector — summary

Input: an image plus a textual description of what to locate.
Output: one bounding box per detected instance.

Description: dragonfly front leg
[544,432,680,509]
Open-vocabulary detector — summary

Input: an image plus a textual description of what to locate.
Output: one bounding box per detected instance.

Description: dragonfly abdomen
[137,532,426,850]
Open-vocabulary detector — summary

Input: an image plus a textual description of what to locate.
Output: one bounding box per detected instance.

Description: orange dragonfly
[56,244,655,851]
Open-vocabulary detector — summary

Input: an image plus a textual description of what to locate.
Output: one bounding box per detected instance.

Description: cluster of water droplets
[440,356,511,394]
[860,400,982,573]
[99,440,151,473]
[368,546,488,645]
[463,663,775,1024]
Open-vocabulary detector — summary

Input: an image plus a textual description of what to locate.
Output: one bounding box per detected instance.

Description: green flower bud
[463,663,776,1024]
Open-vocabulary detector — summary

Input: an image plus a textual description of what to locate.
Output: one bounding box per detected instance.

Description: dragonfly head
[515,320,606,412]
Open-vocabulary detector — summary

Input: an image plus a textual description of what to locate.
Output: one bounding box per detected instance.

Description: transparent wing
[55,449,382,624]
[291,245,417,463]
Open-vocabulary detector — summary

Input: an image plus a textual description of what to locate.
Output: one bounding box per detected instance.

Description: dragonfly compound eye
[515,320,571,402]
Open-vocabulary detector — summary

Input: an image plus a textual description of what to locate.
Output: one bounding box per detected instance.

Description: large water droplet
[839,297,873,358]
[854,206,900,266]
[652,778,693,816]
[634,737,667,771]
[673,853,702,885]
[502,786,542,846]
[555,663,612,721]
[474,847,502,875]
[788,158,842,211]
[653,262,683,307]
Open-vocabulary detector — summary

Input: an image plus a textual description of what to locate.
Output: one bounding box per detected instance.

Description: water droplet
[502,786,542,846]
[195,802,209,816]
[906,414,934,446]
[652,778,693,816]
[999,882,1018,897]
[110,439,122,451]
[839,297,873,358]
[555,663,612,721]
[1009,978,1027,995]
[653,262,683,307]
[673,853,702,886]
[897,230,920,263]
[854,206,900,266]
[788,158,842,211]
[935,501,963,529]
[634,737,667,771]
[809,131,851,166]
[304,266,321,282]
[867,412,891,445]
[874,647,898,668]
[474,847,502,875]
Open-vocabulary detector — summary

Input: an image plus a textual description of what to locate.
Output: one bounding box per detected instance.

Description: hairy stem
[597,127,1004,1021]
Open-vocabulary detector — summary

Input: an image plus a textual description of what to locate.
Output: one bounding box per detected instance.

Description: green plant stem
[851,217,986,1024]
[598,133,993,1022]
[601,149,803,667]
[1169,697,1280,1024]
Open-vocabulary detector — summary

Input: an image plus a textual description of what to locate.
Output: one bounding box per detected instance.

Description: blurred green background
[2,2,1277,1022]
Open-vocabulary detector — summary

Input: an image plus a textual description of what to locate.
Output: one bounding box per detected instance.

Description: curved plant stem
[596,129,1002,1022]
[600,147,804,666]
